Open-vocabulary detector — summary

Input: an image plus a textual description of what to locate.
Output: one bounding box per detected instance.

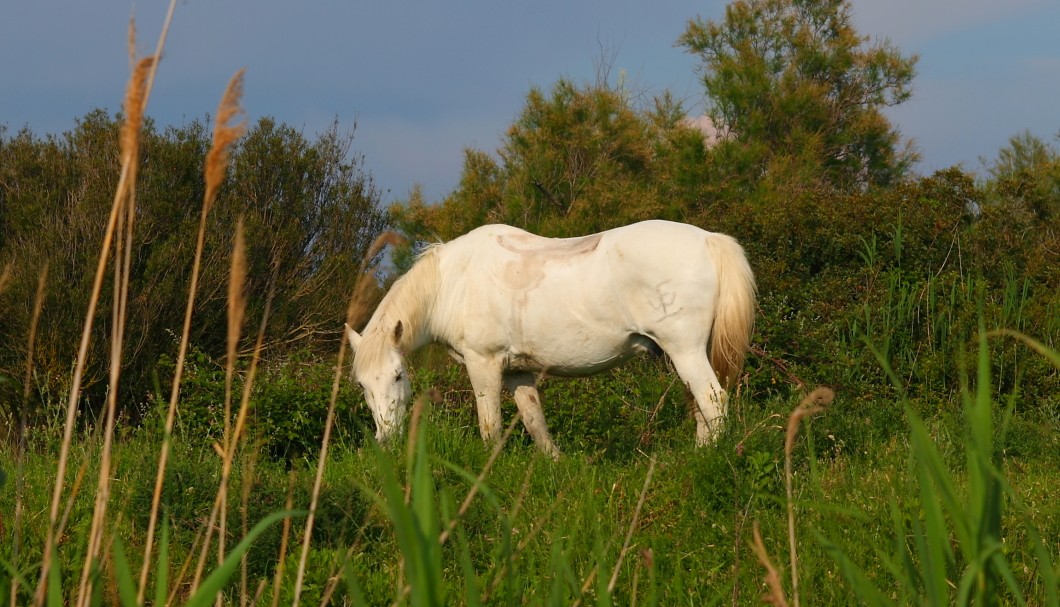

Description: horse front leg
[504,373,560,459]
[464,355,504,444]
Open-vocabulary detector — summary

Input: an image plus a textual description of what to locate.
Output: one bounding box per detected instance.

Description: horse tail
[705,233,757,388]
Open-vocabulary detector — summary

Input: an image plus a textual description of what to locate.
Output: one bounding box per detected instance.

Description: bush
[0,113,388,431]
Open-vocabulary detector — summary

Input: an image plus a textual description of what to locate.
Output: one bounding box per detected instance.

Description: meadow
[2,2,1060,605]
[2,330,1059,605]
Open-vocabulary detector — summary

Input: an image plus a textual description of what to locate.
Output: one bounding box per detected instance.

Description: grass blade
[110,537,138,607]
[185,509,305,607]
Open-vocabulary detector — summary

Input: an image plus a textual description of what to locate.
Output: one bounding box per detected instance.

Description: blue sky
[3,1,1059,203]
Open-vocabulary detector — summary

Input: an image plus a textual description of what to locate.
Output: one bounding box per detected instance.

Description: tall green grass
[821,323,1059,606]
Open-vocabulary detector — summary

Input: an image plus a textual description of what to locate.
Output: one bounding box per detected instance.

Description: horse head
[346,321,412,443]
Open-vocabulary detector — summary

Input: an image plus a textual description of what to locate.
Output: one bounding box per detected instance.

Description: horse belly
[505,314,643,377]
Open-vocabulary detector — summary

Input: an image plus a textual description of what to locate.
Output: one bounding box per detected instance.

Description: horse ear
[391,320,404,345]
[344,323,362,352]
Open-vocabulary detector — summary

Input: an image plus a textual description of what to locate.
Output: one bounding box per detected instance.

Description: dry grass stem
[78,52,151,601]
[9,266,48,607]
[345,231,406,327]
[138,67,247,601]
[478,484,569,605]
[291,343,345,607]
[238,440,257,607]
[0,263,12,295]
[638,375,678,446]
[270,471,298,607]
[506,459,537,524]
[608,455,657,593]
[751,521,790,607]
[191,254,273,598]
[35,35,154,603]
[783,386,835,607]
[293,232,402,606]
[168,521,209,606]
[219,217,248,591]
[438,413,522,545]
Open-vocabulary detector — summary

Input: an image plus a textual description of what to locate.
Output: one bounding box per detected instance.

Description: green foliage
[391,79,697,242]
[822,328,1059,606]
[679,0,918,190]
[151,348,370,460]
[0,112,387,429]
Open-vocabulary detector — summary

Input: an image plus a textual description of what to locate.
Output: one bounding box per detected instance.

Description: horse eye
[395,371,404,382]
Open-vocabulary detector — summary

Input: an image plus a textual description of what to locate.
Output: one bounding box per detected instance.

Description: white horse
[345,220,756,457]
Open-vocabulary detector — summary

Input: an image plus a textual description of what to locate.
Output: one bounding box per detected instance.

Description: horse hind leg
[504,373,561,459]
[667,350,728,446]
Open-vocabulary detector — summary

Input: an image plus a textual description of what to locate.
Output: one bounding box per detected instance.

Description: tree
[393,79,704,241]
[985,130,1058,182]
[0,112,387,423]
[678,0,918,190]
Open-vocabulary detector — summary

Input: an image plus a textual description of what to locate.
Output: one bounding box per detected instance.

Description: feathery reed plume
[782,386,834,607]
[751,521,790,607]
[138,68,247,601]
[205,69,246,211]
[121,57,154,164]
[127,17,136,68]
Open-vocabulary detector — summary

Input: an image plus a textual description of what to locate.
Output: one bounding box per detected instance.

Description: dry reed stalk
[219,217,248,597]
[9,266,48,607]
[168,521,209,605]
[506,458,537,523]
[345,231,406,327]
[190,226,268,599]
[238,438,257,607]
[291,232,402,607]
[568,458,658,607]
[438,413,522,544]
[77,50,154,606]
[35,48,153,606]
[751,521,790,607]
[638,375,679,446]
[0,263,11,295]
[385,409,523,607]
[270,471,298,607]
[607,455,657,594]
[782,386,834,607]
[481,486,568,605]
[138,68,246,602]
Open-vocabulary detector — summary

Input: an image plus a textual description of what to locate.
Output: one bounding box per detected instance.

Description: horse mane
[354,246,442,374]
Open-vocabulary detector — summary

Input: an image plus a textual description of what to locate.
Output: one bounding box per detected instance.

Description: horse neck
[370,250,441,353]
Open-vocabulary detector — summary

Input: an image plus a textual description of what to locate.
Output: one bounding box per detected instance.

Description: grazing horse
[346,220,756,457]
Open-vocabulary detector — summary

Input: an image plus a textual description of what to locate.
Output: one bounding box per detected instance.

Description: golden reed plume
[120,56,155,166]
[204,69,247,210]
